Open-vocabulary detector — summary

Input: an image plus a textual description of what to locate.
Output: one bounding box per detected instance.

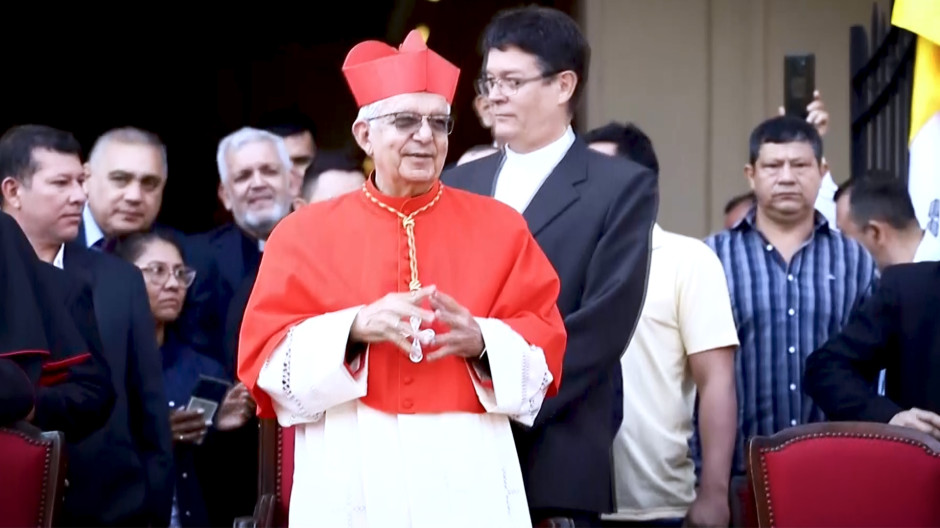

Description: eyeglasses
[475,72,558,97]
[138,262,197,288]
[367,112,455,136]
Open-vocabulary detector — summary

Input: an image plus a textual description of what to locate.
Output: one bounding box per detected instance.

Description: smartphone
[784,54,815,119]
[187,375,232,425]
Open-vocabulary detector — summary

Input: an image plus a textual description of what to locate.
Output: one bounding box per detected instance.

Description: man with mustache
[0,124,173,527]
[182,128,295,371]
[703,116,876,520]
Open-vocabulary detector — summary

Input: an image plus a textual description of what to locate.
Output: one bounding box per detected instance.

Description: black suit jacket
[32,263,115,441]
[58,242,174,527]
[0,266,114,434]
[805,261,940,422]
[180,223,262,374]
[443,138,658,514]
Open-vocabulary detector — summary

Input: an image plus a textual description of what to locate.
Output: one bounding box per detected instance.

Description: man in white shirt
[835,172,940,270]
[586,122,738,528]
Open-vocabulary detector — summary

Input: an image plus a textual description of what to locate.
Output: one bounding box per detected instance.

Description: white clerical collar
[53,244,65,269]
[504,126,575,169]
[258,238,266,252]
[82,205,105,248]
[913,231,940,263]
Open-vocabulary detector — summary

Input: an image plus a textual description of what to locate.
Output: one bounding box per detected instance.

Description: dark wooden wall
[1,0,575,234]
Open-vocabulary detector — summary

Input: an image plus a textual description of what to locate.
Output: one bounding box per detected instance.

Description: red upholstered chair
[747,422,940,527]
[0,425,66,528]
[241,419,294,528]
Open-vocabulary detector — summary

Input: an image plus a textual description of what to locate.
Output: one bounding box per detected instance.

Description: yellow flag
[892,0,940,236]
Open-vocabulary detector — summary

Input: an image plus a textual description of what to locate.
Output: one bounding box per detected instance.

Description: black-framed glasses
[138,262,197,288]
[367,112,455,136]
[474,72,558,96]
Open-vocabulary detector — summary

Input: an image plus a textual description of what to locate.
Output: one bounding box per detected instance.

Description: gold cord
[362,183,444,291]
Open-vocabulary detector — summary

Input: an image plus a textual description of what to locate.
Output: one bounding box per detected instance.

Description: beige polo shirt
[605,224,739,521]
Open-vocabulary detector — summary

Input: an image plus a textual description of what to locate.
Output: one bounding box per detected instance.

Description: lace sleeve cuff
[257,306,368,427]
[467,317,553,427]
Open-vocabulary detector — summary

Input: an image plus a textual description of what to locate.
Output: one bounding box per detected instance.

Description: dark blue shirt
[704,210,877,473]
[162,331,227,527]
[162,333,227,411]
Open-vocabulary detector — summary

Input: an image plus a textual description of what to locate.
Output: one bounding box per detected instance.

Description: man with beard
[182,128,295,370]
[177,128,293,526]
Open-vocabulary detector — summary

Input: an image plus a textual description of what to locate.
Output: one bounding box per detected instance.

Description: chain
[362,182,444,291]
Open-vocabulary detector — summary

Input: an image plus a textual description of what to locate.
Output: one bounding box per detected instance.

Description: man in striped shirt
[704,116,877,476]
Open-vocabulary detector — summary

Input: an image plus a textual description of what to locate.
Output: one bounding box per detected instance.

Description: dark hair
[724,191,756,215]
[583,122,660,175]
[833,178,854,202]
[0,125,82,205]
[114,231,185,265]
[848,171,918,230]
[748,116,822,165]
[302,150,363,199]
[257,108,318,140]
[481,5,590,113]
[833,169,894,202]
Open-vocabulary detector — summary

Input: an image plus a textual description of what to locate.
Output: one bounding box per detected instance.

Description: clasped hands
[349,285,484,362]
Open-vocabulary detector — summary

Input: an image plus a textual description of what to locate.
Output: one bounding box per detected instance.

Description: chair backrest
[748,422,940,528]
[257,419,294,528]
[0,425,66,528]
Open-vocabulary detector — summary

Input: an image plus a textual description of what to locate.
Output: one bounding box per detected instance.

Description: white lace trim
[256,307,367,428]
[470,317,554,427]
[279,326,324,425]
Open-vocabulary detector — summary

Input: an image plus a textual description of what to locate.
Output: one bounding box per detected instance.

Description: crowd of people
[2,4,938,528]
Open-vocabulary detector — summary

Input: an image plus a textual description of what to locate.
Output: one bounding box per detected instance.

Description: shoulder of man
[828,228,877,272]
[36,260,91,305]
[443,185,534,236]
[182,222,242,271]
[581,141,653,189]
[188,222,239,248]
[441,151,502,188]
[881,260,940,289]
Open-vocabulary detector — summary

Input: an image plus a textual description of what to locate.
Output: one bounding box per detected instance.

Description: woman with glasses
[115,232,254,528]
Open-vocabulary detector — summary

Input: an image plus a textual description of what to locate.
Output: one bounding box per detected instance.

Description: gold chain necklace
[362,182,444,292]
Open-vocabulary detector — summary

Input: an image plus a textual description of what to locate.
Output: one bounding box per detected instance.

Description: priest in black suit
[443,6,657,527]
[0,125,173,527]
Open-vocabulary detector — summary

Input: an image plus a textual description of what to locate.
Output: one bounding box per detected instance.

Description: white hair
[88,127,168,176]
[216,127,292,183]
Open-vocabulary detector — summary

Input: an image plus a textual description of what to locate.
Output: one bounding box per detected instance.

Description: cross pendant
[408,315,435,363]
